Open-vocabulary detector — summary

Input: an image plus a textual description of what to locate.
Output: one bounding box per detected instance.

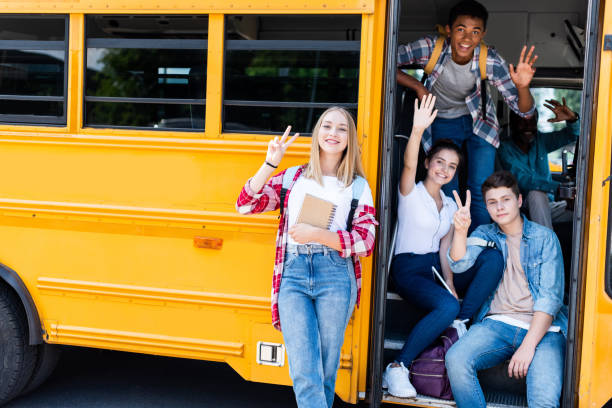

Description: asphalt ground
[6,346,363,408]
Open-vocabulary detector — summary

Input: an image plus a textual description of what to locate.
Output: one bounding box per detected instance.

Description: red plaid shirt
[236,165,378,331]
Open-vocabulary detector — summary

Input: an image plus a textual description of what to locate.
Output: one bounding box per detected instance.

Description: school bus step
[384,334,404,351]
[382,389,526,407]
[386,291,403,300]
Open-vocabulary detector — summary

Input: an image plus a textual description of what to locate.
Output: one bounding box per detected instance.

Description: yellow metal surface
[205,14,224,139]
[578,1,612,407]
[68,14,85,133]
[0,0,374,14]
[0,1,385,405]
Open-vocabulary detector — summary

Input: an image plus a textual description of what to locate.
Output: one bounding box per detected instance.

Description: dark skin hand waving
[511,97,578,154]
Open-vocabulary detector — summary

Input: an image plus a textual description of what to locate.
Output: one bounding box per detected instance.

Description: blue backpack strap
[346,176,366,233]
[280,166,300,217]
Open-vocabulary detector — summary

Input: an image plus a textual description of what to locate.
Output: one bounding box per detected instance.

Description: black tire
[21,343,61,395]
[0,284,38,405]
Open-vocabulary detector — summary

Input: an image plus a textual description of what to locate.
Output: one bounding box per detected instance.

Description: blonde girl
[236,107,377,408]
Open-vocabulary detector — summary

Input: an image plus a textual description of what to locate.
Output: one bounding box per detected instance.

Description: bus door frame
[371,0,604,406]
[368,0,401,406]
[565,0,604,406]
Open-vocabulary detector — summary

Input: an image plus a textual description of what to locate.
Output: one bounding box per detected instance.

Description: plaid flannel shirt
[398,35,535,151]
[236,165,378,331]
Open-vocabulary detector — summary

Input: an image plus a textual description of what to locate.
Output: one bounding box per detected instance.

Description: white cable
[431,266,454,295]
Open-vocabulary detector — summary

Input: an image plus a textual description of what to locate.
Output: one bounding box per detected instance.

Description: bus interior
[381,0,590,406]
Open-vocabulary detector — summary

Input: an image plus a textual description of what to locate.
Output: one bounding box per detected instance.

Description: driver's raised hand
[452,190,472,235]
[267,125,300,167]
[544,98,578,123]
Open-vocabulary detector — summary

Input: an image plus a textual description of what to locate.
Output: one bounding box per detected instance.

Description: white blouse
[395,181,457,255]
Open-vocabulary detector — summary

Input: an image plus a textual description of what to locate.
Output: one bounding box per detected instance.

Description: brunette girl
[236,107,377,407]
[383,95,503,398]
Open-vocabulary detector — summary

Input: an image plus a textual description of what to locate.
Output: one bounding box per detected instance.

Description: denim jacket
[447,216,568,335]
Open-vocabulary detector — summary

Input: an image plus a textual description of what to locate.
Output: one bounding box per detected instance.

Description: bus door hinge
[605,35,612,51]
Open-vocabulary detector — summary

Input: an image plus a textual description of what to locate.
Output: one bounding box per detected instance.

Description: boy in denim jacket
[445,171,567,408]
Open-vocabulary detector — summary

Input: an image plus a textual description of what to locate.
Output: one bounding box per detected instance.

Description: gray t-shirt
[431,58,474,119]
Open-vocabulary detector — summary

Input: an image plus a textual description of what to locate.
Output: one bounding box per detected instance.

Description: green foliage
[86,48,205,127]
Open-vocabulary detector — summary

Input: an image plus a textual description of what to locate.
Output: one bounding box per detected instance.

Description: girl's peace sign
[267,125,300,167]
[452,190,472,235]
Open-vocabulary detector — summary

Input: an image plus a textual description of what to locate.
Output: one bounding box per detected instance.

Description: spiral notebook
[296,194,337,230]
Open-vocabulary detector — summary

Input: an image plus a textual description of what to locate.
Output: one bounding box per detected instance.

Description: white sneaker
[452,319,469,338]
[382,362,417,398]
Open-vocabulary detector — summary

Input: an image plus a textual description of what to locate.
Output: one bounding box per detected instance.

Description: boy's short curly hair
[481,170,520,200]
[448,0,489,29]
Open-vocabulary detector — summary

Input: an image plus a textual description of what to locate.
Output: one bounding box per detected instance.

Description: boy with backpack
[445,171,567,407]
[397,0,537,231]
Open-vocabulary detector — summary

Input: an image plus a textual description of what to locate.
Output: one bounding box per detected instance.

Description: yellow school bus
[0,0,610,407]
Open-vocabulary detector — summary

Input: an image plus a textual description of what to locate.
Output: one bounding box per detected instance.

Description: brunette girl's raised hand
[266,125,300,167]
[412,93,438,132]
[400,95,438,196]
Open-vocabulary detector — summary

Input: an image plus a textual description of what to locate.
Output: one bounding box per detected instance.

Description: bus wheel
[0,284,38,404]
[21,343,61,395]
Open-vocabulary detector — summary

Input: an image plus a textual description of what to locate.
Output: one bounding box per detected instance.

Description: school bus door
[578,2,612,405]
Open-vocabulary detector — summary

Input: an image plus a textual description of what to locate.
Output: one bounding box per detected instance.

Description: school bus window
[84,15,208,131]
[399,68,423,81]
[0,15,68,125]
[223,15,361,134]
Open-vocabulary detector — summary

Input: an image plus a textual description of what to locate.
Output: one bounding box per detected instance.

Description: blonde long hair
[303,107,365,187]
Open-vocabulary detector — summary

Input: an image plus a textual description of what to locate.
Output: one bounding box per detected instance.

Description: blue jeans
[390,248,503,365]
[446,319,566,408]
[431,115,496,231]
[278,244,357,408]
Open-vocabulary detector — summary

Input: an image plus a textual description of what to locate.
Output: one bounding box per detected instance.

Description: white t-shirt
[287,175,374,246]
[395,181,457,255]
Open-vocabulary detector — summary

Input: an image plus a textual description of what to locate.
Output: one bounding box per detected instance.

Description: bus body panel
[579,1,612,406]
[0,1,386,404]
[1,0,612,406]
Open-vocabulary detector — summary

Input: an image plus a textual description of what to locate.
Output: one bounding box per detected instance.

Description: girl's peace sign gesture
[248,125,300,194]
[267,125,300,167]
[452,190,472,235]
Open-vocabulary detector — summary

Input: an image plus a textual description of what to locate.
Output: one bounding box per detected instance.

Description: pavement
[7,346,360,408]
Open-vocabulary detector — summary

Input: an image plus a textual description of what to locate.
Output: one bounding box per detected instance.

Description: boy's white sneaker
[382,362,417,398]
[452,319,469,338]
